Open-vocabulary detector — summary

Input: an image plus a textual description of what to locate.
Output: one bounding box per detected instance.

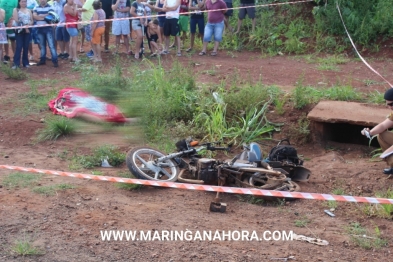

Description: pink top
[65,12,79,28]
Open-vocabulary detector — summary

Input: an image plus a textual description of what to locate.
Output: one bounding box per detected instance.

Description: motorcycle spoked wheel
[244,173,301,192]
[126,147,180,182]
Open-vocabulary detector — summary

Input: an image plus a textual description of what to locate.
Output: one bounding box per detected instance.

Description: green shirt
[82,0,95,25]
[0,0,18,24]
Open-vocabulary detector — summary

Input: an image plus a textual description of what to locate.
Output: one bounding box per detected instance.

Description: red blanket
[48,88,126,123]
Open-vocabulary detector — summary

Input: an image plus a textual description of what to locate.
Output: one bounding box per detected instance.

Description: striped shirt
[33,4,54,26]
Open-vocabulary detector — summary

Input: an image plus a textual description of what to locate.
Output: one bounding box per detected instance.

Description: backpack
[268,139,303,165]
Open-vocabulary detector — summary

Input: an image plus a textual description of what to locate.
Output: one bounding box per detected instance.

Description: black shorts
[163,18,179,37]
[225,2,233,17]
[148,34,158,42]
[238,4,256,20]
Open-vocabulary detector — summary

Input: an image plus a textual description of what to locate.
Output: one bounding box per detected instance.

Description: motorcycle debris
[324,210,335,217]
[210,202,227,213]
[101,157,113,168]
[270,256,295,261]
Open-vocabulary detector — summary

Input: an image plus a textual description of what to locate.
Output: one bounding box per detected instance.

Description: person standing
[33,0,59,67]
[130,0,145,59]
[0,7,7,63]
[111,0,131,54]
[90,0,105,61]
[187,0,204,52]
[78,0,95,57]
[234,0,255,34]
[12,0,33,69]
[199,0,226,56]
[178,0,189,47]
[74,0,85,53]
[64,0,80,62]
[223,0,233,33]
[161,0,181,56]
[100,0,112,53]
[0,0,18,62]
[26,0,38,61]
[53,0,70,59]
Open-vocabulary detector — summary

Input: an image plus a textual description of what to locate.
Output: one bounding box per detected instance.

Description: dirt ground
[1,41,393,262]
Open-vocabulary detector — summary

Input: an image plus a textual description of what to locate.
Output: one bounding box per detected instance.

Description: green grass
[345,222,388,249]
[332,188,345,195]
[294,217,310,228]
[2,172,41,188]
[0,64,28,80]
[32,183,76,196]
[115,172,144,190]
[36,116,77,141]
[12,238,43,256]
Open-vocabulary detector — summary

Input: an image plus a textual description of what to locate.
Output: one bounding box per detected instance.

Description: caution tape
[0,0,313,31]
[336,3,393,87]
[1,164,393,204]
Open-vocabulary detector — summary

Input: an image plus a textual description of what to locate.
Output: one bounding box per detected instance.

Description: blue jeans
[14,32,31,67]
[203,21,224,42]
[37,26,58,63]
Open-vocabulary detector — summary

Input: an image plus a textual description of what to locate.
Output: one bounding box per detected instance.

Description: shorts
[157,15,165,28]
[163,18,179,37]
[148,33,158,42]
[56,26,71,41]
[30,27,39,44]
[203,21,224,42]
[238,4,256,20]
[225,2,233,17]
[112,19,130,35]
[66,27,79,37]
[178,15,189,32]
[92,27,104,44]
[131,20,143,31]
[84,24,92,42]
[190,16,204,35]
[6,29,15,40]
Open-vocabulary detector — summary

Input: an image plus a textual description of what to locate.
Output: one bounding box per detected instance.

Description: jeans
[14,32,31,67]
[37,26,58,63]
[203,21,224,42]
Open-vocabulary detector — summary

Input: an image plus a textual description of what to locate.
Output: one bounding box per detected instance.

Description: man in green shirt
[0,0,17,61]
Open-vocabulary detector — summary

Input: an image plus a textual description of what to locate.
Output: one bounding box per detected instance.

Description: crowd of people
[0,0,258,68]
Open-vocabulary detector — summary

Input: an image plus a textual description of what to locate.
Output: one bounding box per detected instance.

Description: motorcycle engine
[196,158,218,185]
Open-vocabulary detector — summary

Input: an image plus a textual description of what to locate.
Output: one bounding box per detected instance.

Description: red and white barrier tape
[0,0,313,31]
[336,3,393,88]
[1,164,393,204]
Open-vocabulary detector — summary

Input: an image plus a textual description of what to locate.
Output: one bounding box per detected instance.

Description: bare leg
[251,18,256,33]
[235,19,242,34]
[123,35,130,53]
[213,41,219,53]
[115,35,121,52]
[134,30,143,58]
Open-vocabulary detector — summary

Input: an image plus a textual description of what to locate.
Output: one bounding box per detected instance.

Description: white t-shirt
[166,0,180,19]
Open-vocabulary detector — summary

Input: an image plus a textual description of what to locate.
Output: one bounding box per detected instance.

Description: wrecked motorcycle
[126,139,311,212]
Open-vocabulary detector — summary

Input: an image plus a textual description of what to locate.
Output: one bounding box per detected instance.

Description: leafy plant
[12,236,44,256]
[70,145,126,169]
[32,183,75,196]
[36,116,76,141]
[294,217,310,228]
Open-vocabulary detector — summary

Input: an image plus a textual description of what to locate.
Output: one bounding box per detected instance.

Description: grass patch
[294,217,310,228]
[345,222,387,249]
[237,195,265,205]
[115,172,144,190]
[12,237,44,256]
[0,64,28,80]
[36,116,77,141]
[2,172,41,188]
[32,183,75,196]
[70,144,126,170]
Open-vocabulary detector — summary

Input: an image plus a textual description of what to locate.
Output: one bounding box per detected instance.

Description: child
[0,8,7,63]
[147,19,161,57]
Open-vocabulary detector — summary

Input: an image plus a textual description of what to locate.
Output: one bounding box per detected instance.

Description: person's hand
[361,128,371,138]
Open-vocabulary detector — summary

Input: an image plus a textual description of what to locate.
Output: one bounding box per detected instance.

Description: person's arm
[112,0,120,11]
[64,3,78,16]
[221,1,227,14]
[363,118,393,137]
[12,8,18,23]
[130,4,137,17]
[33,9,46,21]
[90,11,98,32]
[199,0,206,10]
[163,0,180,12]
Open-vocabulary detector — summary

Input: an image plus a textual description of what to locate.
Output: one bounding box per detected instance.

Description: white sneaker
[11,65,18,69]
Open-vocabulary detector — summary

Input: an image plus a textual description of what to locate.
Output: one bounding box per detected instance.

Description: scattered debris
[270,256,295,261]
[324,210,335,217]
[293,233,329,246]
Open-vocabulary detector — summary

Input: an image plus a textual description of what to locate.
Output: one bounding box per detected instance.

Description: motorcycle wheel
[126,147,180,182]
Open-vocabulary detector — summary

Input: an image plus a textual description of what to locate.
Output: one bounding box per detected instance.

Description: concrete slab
[307,101,391,126]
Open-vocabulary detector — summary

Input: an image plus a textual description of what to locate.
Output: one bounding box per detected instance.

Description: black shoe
[58,53,65,58]
[4,55,10,61]
[36,60,46,66]
[62,53,69,59]
[383,168,393,174]
[53,61,59,68]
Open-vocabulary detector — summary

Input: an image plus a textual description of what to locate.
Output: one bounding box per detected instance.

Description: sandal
[210,51,217,56]
[177,52,182,57]
[79,48,85,53]
[186,48,192,52]
[199,51,206,56]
